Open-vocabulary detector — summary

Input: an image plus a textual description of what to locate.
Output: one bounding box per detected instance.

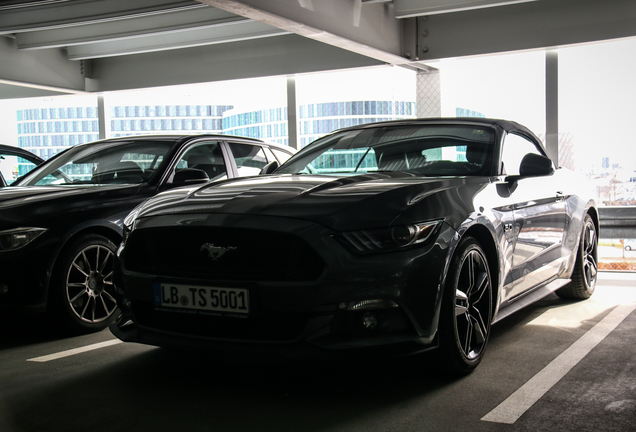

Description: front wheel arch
[462,225,500,314]
[47,226,123,294]
[437,235,494,374]
[47,228,122,333]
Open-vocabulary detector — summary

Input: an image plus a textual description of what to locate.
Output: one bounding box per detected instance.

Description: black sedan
[0,144,43,187]
[0,135,294,333]
[111,119,598,374]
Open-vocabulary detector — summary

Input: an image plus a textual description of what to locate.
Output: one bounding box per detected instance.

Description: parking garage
[1,1,636,431]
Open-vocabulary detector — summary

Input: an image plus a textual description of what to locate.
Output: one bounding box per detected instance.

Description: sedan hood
[0,184,142,226]
[137,173,489,230]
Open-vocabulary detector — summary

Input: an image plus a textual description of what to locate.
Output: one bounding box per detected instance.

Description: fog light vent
[121,297,132,309]
[346,299,398,311]
[361,312,378,330]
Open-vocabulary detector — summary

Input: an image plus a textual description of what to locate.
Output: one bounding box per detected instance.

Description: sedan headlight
[338,220,442,253]
[0,227,47,252]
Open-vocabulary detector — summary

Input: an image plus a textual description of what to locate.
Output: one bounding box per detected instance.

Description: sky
[436,37,636,172]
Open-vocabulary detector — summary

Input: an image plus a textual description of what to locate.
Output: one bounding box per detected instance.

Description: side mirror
[507,153,554,182]
[519,153,554,176]
[172,168,209,185]
[260,160,279,175]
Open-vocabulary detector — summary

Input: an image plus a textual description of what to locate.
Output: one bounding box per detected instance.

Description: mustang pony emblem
[200,243,238,261]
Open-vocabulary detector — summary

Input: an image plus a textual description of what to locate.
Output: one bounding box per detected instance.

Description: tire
[438,236,493,375]
[626,246,632,251]
[556,214,598,300]
[50,234,120,333]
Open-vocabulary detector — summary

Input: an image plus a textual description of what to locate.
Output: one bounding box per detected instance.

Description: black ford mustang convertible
[111,118,598,373]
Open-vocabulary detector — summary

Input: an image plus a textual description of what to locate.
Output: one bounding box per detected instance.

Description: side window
[270,148,293,164]
[0,154,39,186]
[174,141,227,182]
[228,143,268,177]
[501,133,544,176]
[263,147,277,163]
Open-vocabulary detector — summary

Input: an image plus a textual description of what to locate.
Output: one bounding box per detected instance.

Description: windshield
[277,124,496,176]
[17,141,173,186]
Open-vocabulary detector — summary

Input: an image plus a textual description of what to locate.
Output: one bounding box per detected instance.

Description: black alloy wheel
[439,236,493,374]
[556,214,598,300]
[52,234,119,333]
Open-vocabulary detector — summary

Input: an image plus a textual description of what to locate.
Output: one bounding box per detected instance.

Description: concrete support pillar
[416,69,441,118]
[97,94,109,140]
[286,76,298,149]
[545,50,559,166]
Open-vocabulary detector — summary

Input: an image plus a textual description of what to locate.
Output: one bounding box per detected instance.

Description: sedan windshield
[17,141,173,186]
[277,124,496,176]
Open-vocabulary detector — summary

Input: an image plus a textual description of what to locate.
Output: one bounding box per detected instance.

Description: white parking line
[481,302,636,424]
[27,339,123,363]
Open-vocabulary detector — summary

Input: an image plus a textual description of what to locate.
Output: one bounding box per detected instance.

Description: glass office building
[16,100,416,160]
[17,107,100,160]
[109,104,233,137]
[298,100,416,147]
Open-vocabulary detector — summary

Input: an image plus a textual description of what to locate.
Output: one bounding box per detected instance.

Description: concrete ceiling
[1,0,635,100]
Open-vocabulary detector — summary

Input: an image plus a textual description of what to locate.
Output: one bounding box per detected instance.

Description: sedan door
[501,133,568,301]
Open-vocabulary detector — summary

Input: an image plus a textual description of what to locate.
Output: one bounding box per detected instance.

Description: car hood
[136,173,490,231]
[0,184,142,226]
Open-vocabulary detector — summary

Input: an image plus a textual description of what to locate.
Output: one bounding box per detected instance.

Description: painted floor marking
[27,339,123,363]
[481,302,636,424]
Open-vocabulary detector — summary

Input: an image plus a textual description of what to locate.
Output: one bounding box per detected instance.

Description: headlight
[338,220,442,253]
[0,227,47,252]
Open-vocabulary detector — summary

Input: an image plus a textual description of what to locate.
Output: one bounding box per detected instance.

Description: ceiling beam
[13,7,243,50]
[0,36,86,98]
[415,0,636,61]
[393,0,538,18]
[85,34,385,92]
[0,0,202,33]
[196,0,411,65]
[66,21,289,60]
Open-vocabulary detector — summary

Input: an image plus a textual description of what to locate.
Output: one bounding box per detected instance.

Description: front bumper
[110,316,439,360]
[0,247,50,312]
[111,213,455,356]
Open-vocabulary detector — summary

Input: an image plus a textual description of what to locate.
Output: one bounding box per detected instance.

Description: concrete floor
[1,271,634,432]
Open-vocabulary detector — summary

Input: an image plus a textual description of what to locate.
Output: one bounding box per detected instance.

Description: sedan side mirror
[172,168,209,185]
[260,160,279,175]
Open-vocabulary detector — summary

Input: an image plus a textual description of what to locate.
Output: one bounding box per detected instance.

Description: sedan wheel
[52,234,119,333]
[439,237,492,374]
[556,214,598,299]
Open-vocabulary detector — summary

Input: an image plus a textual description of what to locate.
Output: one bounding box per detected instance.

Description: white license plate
[153,283,249,314]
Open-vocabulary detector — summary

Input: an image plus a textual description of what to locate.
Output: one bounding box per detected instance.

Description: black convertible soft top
[335,117,546,153]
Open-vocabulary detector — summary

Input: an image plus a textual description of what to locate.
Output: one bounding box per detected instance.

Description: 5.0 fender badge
[200,243,238,261]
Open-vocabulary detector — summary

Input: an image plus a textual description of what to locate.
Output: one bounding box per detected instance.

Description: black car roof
[69,134,292,153]
[0,144,44,163]
[334,117,543,146]
[84,134,266,144]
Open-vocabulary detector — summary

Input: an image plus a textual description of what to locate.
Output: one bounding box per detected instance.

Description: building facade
[16,100,417,160]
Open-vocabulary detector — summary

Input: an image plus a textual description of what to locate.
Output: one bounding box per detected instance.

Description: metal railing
[598,206,636,271]
[598,206,636,239]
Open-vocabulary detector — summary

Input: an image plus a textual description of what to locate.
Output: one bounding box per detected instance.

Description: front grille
[132,301,308,341]
[124,226,324,281]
